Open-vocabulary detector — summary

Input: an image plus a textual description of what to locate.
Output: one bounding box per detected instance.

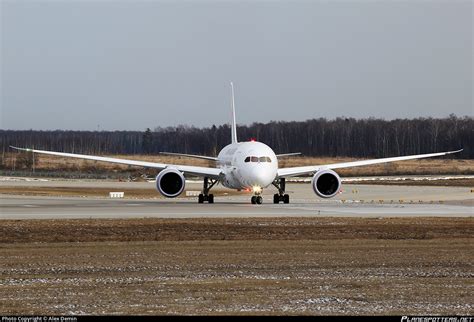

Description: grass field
[0,186,245,198]
[0,217,472,315]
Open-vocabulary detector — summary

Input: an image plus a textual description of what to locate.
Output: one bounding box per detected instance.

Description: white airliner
[11,83,462,205]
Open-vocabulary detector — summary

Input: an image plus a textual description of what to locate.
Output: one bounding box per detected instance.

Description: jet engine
[156,168,185,198]
[311,169,341,198]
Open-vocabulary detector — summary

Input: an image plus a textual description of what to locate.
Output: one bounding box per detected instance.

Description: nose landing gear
[251,195,263,205]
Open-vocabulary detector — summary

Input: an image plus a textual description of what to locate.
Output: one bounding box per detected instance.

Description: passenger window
[244,157,250,163]
[251,156,258,162]
[259,157,267,163]
[266,157,272,163]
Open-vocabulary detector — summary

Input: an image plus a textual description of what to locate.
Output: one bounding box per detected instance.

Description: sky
[1,0,472,131]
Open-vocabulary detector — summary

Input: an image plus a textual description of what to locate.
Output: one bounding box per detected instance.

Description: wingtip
[446,148,463,155]
[10,146,32,152]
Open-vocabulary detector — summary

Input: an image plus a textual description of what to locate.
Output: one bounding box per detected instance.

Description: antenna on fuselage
[230,82,238,144]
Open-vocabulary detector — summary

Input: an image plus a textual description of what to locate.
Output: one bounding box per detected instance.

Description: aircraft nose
[250,166,275,187]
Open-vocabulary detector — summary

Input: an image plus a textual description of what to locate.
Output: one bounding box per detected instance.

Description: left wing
[277,149,463,178]
[10,146,222,179]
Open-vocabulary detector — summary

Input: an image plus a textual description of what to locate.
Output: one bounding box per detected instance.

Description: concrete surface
[1,180,472,219]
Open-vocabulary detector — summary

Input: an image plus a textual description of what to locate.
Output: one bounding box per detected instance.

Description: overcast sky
[1,0,472,131]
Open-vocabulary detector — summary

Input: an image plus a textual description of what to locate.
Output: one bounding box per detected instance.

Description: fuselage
[217,141,278,190]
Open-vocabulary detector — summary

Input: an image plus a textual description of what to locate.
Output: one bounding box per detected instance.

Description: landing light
[252,186,262,194]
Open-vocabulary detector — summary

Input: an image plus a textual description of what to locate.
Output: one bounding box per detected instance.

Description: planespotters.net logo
[402,317,473,322]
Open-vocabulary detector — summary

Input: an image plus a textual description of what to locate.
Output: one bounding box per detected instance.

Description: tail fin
[230,82,238,144]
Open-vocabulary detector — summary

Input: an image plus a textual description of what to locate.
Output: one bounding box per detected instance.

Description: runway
[1,180,472,219]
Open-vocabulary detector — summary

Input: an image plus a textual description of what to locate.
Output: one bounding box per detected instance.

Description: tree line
[1,115,472,159]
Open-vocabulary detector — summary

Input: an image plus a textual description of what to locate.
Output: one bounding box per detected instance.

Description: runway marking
[23,205,39,208]
[126,203,143,206]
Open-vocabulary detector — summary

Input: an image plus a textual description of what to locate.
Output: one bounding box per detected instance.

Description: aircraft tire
[273,194,279,204]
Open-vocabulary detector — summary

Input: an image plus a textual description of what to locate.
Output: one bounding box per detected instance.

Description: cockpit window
[246,156,272,163]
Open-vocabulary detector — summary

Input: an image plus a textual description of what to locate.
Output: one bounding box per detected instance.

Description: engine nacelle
[311,169,341,198]
[156,168,185,198]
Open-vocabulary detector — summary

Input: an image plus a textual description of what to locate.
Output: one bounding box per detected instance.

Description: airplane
[10,83,462,205]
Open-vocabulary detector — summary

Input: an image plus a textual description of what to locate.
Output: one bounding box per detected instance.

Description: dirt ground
[0,217,472,315]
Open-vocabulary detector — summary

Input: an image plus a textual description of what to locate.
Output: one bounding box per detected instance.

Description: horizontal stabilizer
[159,152,218,161]
[276,153,302,158]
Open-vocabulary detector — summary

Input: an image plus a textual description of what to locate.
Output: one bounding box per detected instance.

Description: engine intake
[312,169,341,198]
[156,168,185,198]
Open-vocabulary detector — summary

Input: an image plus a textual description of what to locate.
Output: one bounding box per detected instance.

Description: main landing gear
[272,178,290,204]
[198,177,217,204]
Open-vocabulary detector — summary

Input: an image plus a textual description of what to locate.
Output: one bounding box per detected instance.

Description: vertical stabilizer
[230,82,238,144]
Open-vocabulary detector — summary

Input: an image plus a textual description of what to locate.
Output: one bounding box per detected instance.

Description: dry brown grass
[0,218,472,315]
[0,217,472,243]
[0,186,243,198]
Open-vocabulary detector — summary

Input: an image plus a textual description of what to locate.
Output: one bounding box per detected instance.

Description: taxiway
[1,180,472,219]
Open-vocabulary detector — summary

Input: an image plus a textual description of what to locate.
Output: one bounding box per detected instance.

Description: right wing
[277,149,463,178]
[10,146,222,179]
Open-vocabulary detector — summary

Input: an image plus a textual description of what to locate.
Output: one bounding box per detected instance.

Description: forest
[1,115,472,159]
